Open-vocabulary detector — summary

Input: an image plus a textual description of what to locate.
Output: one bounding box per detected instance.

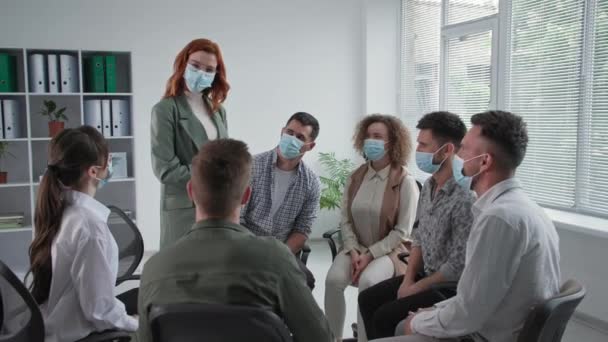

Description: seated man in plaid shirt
[240,112,321,289]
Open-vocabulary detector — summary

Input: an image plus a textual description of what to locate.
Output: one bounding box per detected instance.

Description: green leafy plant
[39,100,68,122]
[318,152,355,211]
[0,142,16,171]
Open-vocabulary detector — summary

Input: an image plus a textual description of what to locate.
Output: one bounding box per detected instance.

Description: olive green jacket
[135,219,333,342]
[150,95,228,248]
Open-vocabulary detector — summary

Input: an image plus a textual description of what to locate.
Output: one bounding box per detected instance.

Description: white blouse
[340,163,419,258]
[40,190,137,342]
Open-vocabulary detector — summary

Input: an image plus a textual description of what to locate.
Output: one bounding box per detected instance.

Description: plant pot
[0,171,7,184]
[49,121,65,137]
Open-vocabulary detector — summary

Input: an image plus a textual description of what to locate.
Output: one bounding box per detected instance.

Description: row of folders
[0,53,122,93]
[84,99,131,137]
[0,99,130,139]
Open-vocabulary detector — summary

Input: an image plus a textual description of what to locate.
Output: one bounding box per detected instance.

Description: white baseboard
[572,311,608,335]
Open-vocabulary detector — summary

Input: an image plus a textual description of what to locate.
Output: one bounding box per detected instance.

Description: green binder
[105,55,117,93]
[85,56,105,92]
[0,54,17,92]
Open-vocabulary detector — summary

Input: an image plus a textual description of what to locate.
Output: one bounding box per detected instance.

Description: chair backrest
[0,260,44,342]
[517,279,586,342]
[149,303,293,342]
[415,180,423,191]
[106,205,144,285]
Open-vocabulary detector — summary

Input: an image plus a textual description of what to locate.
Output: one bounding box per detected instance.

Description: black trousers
[296,256,316,290]
[117,287,139,315]
[358,275,452,339]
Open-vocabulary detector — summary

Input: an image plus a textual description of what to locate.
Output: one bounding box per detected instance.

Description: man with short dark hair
[240,112,321,289]
[373,111,561,342]
[359,111,475,339]
[136,139,332,342]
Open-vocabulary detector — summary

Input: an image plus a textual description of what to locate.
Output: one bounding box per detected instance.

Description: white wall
[364,0,401,114]
[0,0,366,249]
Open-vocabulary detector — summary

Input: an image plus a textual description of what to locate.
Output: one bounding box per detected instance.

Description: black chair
[0,260,44,342]
[296,244,311,265]
[323,180,423,261]
[517,279,586,342]
[106,205,144,316]
[107,205,144,286]
[149,303,293,342]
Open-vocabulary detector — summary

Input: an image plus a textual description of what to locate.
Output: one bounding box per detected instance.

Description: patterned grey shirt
[411,176,475,281]
[240,149,321,242]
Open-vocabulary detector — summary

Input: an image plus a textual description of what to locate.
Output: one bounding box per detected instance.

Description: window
[400,0,608,217]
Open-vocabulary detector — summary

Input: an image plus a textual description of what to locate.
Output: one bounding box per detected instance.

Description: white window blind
[582,0,608,214]
[400,0,442,178]
[446,31,493,125]
[507,0,585,209]
[448,0,498,25]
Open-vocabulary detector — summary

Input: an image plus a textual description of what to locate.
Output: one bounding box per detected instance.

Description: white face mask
[452,154,487,190]
[184,64,216,92]
[94,161,113,189]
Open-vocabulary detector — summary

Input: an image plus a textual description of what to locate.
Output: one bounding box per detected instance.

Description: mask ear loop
[432,143,450,168]
[464,153,489,179]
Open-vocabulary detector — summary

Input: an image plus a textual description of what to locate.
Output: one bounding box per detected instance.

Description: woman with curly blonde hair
[325,114,420,342]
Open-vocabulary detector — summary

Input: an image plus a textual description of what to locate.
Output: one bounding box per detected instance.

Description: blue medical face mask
[452,154,486,190]
[184,64,216,93]
[94,161,113,189]
[363,139,386,161]
[279,133,305,160]
[415,144,448,174]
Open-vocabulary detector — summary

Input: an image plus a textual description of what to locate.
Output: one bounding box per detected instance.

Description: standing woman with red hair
[151,38,230,249]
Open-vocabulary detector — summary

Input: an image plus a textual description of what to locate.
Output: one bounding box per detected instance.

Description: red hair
[164,38,230,112]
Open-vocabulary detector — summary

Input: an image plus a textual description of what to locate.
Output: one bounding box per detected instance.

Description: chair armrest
[429,281,458,301]
[116,274,141,286]
[398,252,410,263]
[75,330,132,342]
[301,244,311,253]
[322,228,341,239]
[322,227,341,261]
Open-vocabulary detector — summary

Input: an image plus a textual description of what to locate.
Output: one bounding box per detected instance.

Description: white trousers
[324,251,394,341]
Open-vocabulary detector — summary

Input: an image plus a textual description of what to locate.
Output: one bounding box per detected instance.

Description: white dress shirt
[41,190,137,342]
[340,164,418,258]
[411,178,561,342]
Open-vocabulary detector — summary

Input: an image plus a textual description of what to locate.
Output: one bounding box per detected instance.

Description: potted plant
[318,152,355,256]
[40,100,68,137]
[0,142,16,184]
[319,152,355,211]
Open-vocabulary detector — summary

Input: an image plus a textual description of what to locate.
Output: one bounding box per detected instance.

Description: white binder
[83,99,103,135]
[111,99,130,136]
[28,54,47,93]
[47,54,60,93]
[101,99,112,138]
[0,102,4,139]
[59,54,78,93]
[2,100,22,139]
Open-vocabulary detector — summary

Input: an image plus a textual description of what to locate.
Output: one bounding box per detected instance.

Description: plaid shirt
[240,148,321,242]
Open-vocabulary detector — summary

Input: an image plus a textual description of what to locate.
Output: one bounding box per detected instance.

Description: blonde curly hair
[353,114,413,167]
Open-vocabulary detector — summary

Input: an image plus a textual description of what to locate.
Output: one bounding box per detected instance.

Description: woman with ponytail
[28,126,137,342]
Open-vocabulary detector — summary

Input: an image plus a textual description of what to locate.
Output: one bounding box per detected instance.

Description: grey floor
[135,240,608,342]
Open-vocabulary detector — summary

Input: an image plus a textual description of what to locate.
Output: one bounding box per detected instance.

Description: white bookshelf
[0,48,136,273]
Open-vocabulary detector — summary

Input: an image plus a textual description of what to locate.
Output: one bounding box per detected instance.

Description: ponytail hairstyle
[27,126,108,304]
